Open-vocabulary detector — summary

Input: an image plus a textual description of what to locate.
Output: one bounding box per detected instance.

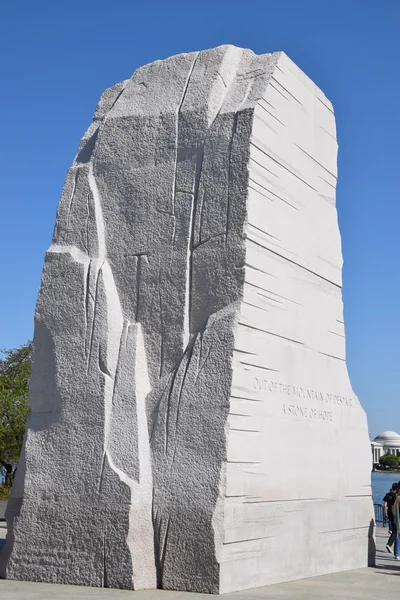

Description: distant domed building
[371,431,400,464]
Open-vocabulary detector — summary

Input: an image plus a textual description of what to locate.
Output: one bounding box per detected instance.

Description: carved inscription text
[252,377,354,422]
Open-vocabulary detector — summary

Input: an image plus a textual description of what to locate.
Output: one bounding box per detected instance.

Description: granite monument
[0,45,373,593]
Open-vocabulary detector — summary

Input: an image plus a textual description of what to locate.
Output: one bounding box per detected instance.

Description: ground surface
[0,525,398,599]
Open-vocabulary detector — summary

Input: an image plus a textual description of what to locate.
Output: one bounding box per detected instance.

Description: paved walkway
[0,524,399,599]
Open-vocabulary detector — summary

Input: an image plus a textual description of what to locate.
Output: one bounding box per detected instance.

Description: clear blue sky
[1,0,398,437]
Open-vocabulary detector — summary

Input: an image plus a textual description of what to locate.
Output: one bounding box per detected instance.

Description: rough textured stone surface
[0,45,373,593]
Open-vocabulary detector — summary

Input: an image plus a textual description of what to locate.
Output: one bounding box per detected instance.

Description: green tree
[0,341,32,486]
[379,454,400,469]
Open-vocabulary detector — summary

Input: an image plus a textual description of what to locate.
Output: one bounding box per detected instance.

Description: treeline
[0,341,31,498]
[377,454,400,470]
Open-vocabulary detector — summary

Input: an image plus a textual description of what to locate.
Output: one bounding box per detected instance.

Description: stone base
[219,497,374,593]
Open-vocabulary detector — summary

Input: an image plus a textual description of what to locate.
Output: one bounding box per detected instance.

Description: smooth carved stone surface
[0,46,373,593]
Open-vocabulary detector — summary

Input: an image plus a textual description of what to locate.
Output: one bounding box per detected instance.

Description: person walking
[384,483,397,544]
[383,482,398,552]
[392,483,400,560]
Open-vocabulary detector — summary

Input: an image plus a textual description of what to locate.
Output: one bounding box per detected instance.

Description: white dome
[374,431,400,447]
